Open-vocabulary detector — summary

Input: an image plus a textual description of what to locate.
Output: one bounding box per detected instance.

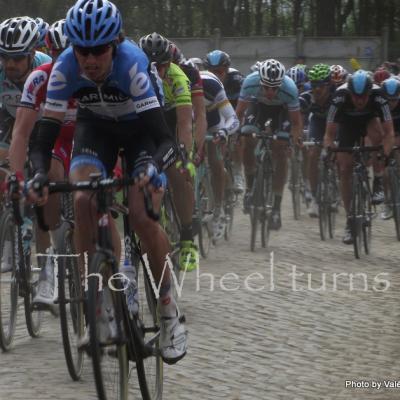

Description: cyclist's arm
[29,109,65,174]
[140,107,177,171]
[218,100,240,135]
[288,109,302,144]
[381,119,395,156]
[176,104,193,153]
[235,99,249,124]
[192,94,207,153]
[9,107,38,173]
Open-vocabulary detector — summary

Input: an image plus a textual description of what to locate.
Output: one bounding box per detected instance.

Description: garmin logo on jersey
[80,92,128,103]
[129,63,150,97]
[48,62,67,91]
[135,96,159,112]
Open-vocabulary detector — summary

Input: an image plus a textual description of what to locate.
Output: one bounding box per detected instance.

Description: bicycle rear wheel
[224,189,235,241]
[57,221,84,381]
[88,251,128,400]
[0,210,18,351]
[196,172,213,258]
[132,257,163,400]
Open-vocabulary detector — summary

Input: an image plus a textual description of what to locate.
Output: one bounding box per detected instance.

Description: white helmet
[46,19,69,51]
[259,59,286,87]
[0,16,39,54]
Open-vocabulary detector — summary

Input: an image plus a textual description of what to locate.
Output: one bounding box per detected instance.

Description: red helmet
[330,65,347,84]
[373,68,391,85]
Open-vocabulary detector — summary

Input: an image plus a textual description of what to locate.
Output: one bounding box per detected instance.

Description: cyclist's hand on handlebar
[132,153,166,192]
[213,129,228,144]
[7,171,24,199]
[27,171,49,206]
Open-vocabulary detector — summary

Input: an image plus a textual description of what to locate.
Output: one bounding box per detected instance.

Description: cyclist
[199,69,239,240]
[324,70,394,244]
[373,68,391,86]
[169,42,207,173]
[381,77,400,219]
[9,19,75,308]
[0,16,51,167]
[34,17,49,53]
[237,58,302,230]
[28,0,187,364]
[330,64,348,88]
[139,32,199,272]
[287,65,308,93]
[204,50,244,193]
[299,63,335,217]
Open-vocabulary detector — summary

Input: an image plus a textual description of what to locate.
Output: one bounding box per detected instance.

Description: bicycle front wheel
[350,177,363,259]
[389,165,400,241]
[317,168,329,241]
[88,251,128,400]
[57,222,84,381]
[0,210,18,351]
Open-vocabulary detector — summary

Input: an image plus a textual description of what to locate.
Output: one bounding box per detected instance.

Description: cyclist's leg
[366,117,385,204]
[207,139,226,240]
[69,120,121,265]
[307,115,325,216]
[125,130,187,363]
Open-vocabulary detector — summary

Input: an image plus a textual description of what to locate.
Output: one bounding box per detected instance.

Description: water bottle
[21,216,33,255]
[119,260,138,318]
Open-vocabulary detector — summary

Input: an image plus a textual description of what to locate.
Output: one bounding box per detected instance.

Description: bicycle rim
[57,223,84,380]
[88,252,128,400]
[133,261,163,400]
[0,210,18,351]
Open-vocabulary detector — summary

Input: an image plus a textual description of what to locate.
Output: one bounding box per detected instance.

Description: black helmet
[139,32,171,64]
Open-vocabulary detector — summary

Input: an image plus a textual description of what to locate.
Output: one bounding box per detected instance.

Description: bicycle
[331,145,382,259]
[0,178,42,351]
[386,146,400,240]
[241,120,289,252]
[37,190,85,381]
[44,168,165,400]
[303,141,339,241]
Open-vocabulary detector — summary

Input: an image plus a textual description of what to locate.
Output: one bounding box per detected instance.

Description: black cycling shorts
[337,116,375,147]
[243,102,288,133]
[70,117,158,177]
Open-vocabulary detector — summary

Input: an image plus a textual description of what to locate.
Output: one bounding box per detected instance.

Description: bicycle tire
[224,189,235,241]
[88,251,128,400]
[250,167,263,252]
[0,210,18,351]
[57,221,84,381]
[290,153,301,220]
[350,177,363,259]
[261,172,273,249]
[197,173,213,257]
[389,165,400,241]
[133,258,163,400]
[362,182,372,255]
[317,166,329,241]
[23,213,42,338]
[328,169,338,239]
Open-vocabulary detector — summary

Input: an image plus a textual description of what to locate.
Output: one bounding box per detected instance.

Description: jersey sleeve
[45,49,76,113]
[239,73,259,102]
[20,67,49,111]
[326,89,346,124]
[122,49,161,113]
[373,91,392,122]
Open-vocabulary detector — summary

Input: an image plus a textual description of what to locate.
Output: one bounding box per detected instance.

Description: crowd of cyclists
[0,0,399,379]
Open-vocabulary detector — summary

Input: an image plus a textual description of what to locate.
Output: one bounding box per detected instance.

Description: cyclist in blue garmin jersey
[28,0,187,364]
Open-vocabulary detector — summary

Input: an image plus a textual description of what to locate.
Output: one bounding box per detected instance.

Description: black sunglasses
[0,54,28,62]
[74,43,112,57]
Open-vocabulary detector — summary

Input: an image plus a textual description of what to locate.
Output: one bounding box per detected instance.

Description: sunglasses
[0,54,28,62]
[261,85,279,91]
[74,43,112,57]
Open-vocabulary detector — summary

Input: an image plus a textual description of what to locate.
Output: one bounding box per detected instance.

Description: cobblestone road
[1,192,400,400]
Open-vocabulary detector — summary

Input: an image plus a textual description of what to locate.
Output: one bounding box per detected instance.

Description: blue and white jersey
[0,51,51,118]
[45,40,161,121]
[200,70,231,131]
[239,72,300,111]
